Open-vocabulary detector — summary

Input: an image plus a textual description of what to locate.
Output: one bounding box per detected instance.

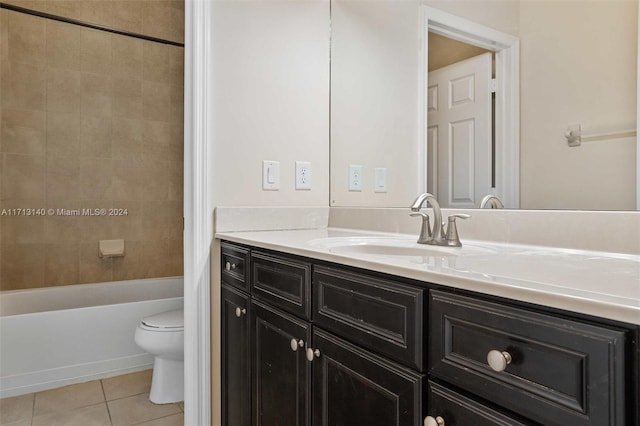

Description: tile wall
[0,1,184,290]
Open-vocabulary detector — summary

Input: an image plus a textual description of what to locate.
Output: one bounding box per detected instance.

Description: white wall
[212,0,330,207]
[519,0,637,210]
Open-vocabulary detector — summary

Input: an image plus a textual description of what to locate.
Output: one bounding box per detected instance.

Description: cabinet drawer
[251,251,311,320]
[313,266,426,371]
[426,381,530,426]
[221,242,250,292]
[429,290,628,426]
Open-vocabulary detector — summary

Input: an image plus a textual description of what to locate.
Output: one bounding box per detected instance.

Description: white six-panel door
[427,52,492,208]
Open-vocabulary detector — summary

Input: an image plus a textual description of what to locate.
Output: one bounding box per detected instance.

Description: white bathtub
[0,277,184,398]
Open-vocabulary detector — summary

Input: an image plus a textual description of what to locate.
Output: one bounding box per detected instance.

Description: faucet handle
[410,212,432,243]
[445,214,471,247]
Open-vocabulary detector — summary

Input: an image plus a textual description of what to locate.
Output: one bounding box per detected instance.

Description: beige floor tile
[108,393,181,426]
[33,380,105,416]
[135,413,184,426]
[102,369,152,401]
[0,393,33,425]
[177,402,184,412]
[32,403,110,426]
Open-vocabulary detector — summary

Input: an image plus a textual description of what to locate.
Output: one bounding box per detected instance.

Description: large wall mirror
[330,0,638,211]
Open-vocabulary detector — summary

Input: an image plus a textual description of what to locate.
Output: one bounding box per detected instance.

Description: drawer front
[251,251,311,320]
[313,266,426,371]
[221,242,250,292]
[426,381,530,426]
[429,290,627,426]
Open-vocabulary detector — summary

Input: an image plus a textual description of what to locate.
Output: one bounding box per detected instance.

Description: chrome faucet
[410,193,445,245]
[480,195,504,209]
[410,193,470,247]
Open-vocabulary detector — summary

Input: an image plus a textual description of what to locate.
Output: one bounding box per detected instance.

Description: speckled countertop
[216,227,640,325]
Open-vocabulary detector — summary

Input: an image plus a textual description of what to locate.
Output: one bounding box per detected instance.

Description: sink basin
[307,236,495,257]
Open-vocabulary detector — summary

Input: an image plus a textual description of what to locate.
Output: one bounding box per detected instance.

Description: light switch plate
[262,160,280,190]
[374,167,387,193]
[295,161,311,190]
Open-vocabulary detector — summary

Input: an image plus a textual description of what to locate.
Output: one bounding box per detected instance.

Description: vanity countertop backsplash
[214,207,640,325]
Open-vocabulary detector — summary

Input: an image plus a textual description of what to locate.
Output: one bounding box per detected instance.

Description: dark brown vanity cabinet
[220,242,426,426]
[221,241,638,426]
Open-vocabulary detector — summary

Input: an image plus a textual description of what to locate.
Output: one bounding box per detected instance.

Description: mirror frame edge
[637,2,639,210]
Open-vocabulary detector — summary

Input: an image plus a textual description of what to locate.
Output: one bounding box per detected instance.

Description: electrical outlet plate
[348,165,362,191]
[262,160,280,190]
[295,161,311,190]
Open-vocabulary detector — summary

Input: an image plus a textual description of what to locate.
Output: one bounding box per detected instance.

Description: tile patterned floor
[0,370,184,426]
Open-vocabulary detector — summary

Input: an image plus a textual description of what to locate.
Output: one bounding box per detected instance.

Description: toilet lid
[141,309,184,330]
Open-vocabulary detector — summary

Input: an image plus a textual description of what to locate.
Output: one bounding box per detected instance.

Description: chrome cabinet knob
[424,415,445,426]
[235,307,246,317]
[290,338,304,351]
[487,349,512,372]
[306,348,321,362]
[225,261,237,271]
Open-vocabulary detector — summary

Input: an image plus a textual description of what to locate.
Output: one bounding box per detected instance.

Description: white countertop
[215,227,640,325]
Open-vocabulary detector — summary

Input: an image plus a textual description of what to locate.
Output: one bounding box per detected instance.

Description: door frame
[419,6,520,208]
[184,0,214,425]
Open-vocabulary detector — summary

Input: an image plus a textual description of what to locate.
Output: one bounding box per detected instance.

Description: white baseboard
[0,353,154,399]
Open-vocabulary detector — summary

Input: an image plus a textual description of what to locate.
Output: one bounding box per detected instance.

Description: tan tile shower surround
[0,370,184,426]
[0,0,185,290]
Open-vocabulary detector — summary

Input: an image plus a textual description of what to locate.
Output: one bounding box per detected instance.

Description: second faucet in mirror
[480,195,505,209]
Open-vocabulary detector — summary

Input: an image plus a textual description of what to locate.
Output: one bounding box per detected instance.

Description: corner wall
[211,0,330,208]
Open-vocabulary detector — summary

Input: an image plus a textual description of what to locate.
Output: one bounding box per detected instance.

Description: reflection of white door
[427,52,492,208]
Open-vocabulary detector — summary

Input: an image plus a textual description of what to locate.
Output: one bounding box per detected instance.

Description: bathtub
[0,277,183,398]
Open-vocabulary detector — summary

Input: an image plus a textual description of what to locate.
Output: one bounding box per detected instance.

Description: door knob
[424,415,445,426]
[487,349,512,372]
[235,307,246,317]
[290,339,304,352]
[306,348,320,362]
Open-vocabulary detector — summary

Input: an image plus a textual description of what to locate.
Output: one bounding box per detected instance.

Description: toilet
[134,308,184,404]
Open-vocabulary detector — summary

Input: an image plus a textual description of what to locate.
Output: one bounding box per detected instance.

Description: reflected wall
[330,0,637,210]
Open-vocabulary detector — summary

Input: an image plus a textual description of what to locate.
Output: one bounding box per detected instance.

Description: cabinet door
[252,299,311,426]
[311,328,425,426]
[221,285,251,426]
